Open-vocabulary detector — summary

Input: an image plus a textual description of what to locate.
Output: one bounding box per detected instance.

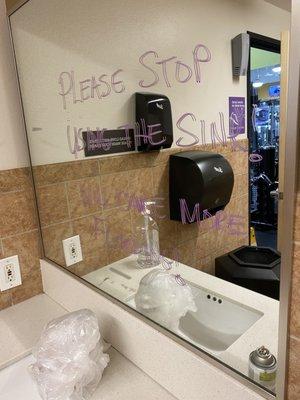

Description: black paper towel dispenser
[169,151,234,223]
[135,92,173,152]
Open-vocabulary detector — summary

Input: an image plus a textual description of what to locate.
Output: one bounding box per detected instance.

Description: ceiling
[5,0,293,14]
[251,48,281,70]
[264,0,291,11]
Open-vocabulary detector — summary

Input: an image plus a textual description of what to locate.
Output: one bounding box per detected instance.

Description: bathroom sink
[177,282,263,352]
[126,280,263,353]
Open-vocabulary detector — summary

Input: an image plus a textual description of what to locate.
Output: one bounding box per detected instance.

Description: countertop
[0,294,177,400]
[0,348,176,400]
[84,254,279,378]
[0,294,66,369]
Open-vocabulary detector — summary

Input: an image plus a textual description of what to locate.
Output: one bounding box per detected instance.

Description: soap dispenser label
[82,129,135,157]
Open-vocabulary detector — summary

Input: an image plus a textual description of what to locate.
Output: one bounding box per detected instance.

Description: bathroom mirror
[8,0,291,396]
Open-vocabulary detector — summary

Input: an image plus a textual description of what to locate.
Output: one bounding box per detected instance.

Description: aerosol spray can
[249,346,277,392]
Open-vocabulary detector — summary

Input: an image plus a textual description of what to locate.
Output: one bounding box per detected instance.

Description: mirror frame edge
[5,0,28,15]
[277,1,299,399]
[5,1,297,399]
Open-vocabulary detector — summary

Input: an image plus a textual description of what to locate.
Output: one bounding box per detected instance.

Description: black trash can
[215,246,280,300]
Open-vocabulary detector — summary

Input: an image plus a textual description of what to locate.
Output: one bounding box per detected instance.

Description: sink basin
[126,280,263,353]
[177,282,263,352]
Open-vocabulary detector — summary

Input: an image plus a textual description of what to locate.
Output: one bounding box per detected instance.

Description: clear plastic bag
[134,269,197,331]
[29,309,110,400]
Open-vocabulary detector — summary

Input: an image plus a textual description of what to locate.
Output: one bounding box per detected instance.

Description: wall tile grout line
[0,228,39,241]
[290,334,300,342]
[37,185,175,230]
[34,174,99,188]
[64,181,71,220]
[32,140,249,186]
[0,188,29,195]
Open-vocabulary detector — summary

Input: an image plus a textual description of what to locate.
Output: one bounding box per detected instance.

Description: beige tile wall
[0,167,43,310]
[287,153,300,400]
[33,140,249,278]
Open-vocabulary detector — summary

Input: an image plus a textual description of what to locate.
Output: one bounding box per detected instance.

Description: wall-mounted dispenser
[169,151,234,223]
[231,33,249,77]
[135,92,173,152]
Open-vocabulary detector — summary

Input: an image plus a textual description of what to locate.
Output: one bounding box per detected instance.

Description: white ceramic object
[178,282,263,352]
[127,282,263,353]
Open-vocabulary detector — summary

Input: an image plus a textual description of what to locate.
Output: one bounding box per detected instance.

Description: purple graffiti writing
[66,110,256,163]
[248,104,264,163]
[117,120,166,148]
[175,111,228,148]
[175,110,249,156]
[139,44,211,88]
[58,70,125,110]
[67,126,85,159]
[249,153,263,163]
[59,43,212,110]
[67,120,167,157]
[174,274,187,286]
[86,128,112,152]
[96,220,181,274]
[79,184,166,220]
[137,250,178,272]
[179,198,247,237]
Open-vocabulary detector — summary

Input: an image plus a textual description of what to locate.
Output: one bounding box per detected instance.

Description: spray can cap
[250,346,277,368]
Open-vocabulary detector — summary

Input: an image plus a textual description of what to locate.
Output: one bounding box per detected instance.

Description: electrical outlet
[0,255,22,291]
[63,235,83,266]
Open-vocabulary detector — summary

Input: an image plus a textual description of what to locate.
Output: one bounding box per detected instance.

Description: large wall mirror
[9,0,292,397]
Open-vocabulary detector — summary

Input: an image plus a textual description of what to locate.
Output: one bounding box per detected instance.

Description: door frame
[246,32,281,246]
[277,31,290,252]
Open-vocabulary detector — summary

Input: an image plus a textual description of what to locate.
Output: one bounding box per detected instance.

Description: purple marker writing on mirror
[179,198,247,237]
[58,43,212,111]
[138,44,212,89]
[79,184,166,220]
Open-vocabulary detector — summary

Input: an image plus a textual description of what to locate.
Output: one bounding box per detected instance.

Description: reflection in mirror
[9,0,291,395]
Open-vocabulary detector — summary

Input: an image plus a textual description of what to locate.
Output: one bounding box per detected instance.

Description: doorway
[247,32,281,250]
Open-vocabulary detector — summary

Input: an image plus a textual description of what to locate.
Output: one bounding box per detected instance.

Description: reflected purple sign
[229,97,246,138]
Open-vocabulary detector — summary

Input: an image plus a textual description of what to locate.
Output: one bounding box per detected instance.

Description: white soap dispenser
[134,200,160,268]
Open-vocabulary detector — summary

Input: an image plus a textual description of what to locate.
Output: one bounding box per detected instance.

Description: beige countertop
[0,293,177,400]
[0,348,176,400]
[84,254,279,378]
[0,294,66,369]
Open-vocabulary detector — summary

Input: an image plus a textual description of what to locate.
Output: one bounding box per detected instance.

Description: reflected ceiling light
[253,81,263,88]
[272,66,281,73]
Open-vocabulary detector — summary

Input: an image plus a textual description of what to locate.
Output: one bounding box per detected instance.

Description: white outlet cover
[63,235,83,267]
[0,255,22,291]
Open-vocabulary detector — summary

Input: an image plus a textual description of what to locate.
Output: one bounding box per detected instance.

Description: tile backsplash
[0,167,42,310]
[33,140,249,278]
